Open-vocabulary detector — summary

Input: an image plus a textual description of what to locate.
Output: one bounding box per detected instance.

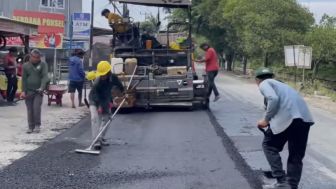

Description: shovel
[84,80,89,108]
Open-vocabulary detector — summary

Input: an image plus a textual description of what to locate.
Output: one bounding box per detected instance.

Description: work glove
[20,92,26,99]
[98,103,113,115]
[36,88,44,95]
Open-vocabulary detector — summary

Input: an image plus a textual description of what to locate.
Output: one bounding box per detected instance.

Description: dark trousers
[263,119,310,189]
[207,71,219,97]
[6,74,17,102]
[25,94,43,130]
[69,81,84,103]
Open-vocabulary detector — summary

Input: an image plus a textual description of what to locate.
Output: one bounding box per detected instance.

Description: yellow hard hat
[96,61,112,77]
[86,71,96,81]
[170,42,181,50]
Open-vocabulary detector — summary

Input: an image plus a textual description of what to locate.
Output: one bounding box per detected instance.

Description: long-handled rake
[75,66,138,155]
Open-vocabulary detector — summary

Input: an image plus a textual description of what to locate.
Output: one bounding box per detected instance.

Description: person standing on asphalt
[255,67,314,189]
[88,61,124,150]
[21,49,49,134]
[4,47,18,105]
[68,49,86,108]
[195,43,221,102]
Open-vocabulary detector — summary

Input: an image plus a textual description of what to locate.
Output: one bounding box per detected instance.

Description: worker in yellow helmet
[86,71,96,81]
[88,61,124,150]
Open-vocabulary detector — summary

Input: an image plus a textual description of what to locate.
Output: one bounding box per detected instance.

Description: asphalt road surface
[0,108,261,189]
[211,73,336,189]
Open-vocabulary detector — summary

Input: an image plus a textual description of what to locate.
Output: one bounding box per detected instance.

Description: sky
[299,0,336,22]
[82,1,161,29]
[83,0,336,28]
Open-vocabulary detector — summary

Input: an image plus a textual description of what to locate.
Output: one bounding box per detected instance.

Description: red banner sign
[6,34,63,49]
[6,37,23,46]
[13,10,65,34]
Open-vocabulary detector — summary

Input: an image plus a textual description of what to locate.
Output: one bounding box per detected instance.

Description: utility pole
[89,0,94,69]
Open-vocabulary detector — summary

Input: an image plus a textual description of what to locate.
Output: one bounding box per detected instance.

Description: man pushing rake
[76,61,124,154]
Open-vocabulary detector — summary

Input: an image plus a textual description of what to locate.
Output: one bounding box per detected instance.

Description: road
[1,72,334,189]
[211,72,336,189]
[0,108,260,188]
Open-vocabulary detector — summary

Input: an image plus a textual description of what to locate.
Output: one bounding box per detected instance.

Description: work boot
[263,171,276,179]
[93,142,102,150]
[101,138,110,146]
[263,182,291,189]
[34,126,41,133]
[26,128,33,134]
[213,95,220,102]
[263,177,291,189]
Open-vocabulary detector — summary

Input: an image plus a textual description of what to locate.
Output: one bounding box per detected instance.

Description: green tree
[139,15,160,34]
[306,15,336,79]
[176,0,314,72]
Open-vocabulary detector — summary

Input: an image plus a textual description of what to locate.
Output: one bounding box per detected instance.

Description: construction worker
[88,61,124,150]
[68,49,86,108]
[195,43,221,102]
[21,49,49,134]
[86,71,96,82]
[4,47,18,105]
[101,9,139,46]
[255,67,314,189]
[101,9,127,34]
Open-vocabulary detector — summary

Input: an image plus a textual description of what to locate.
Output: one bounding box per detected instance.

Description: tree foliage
[305,15,336,77]
[139,15,160,34]
[174,0,316,71]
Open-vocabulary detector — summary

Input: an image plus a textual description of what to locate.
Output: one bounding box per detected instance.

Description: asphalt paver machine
[109,0,209,110]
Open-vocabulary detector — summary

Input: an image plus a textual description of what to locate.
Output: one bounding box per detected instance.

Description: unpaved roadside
[0,93,89,169]
[304,95,336,115]
[226,71,336,115]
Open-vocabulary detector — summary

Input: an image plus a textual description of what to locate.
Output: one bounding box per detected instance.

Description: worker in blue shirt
[68,49,86,108]
[255,67,314,189]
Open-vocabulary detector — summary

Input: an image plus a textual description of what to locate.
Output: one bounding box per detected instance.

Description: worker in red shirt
[195,43,221,102]
[4,47,18,105]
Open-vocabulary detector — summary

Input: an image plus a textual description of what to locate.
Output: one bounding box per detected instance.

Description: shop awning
[0,17,38,37]
[110,0,192,8]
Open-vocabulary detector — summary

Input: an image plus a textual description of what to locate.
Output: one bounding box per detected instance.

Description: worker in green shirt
[21,49,50,134]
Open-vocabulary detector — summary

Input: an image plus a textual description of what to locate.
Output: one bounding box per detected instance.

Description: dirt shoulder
[0,93,89,169]
[223,70,336,115]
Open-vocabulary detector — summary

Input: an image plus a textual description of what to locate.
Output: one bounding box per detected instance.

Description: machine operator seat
[110,19,140,50]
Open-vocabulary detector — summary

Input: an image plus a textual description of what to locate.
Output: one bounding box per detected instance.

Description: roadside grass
[233,61,336,101]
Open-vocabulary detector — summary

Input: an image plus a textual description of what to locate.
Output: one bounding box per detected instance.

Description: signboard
[284,45,312,69]
[0,17,38,36]
[297,46,312,69]
[6,37,24,46]
[284,45,303,67]
[63,41,89,50]
[11,10,64,49]
[6,34,63,49]
[30,33,63,49]
[13,10,65,34]
[72,13,91,39]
